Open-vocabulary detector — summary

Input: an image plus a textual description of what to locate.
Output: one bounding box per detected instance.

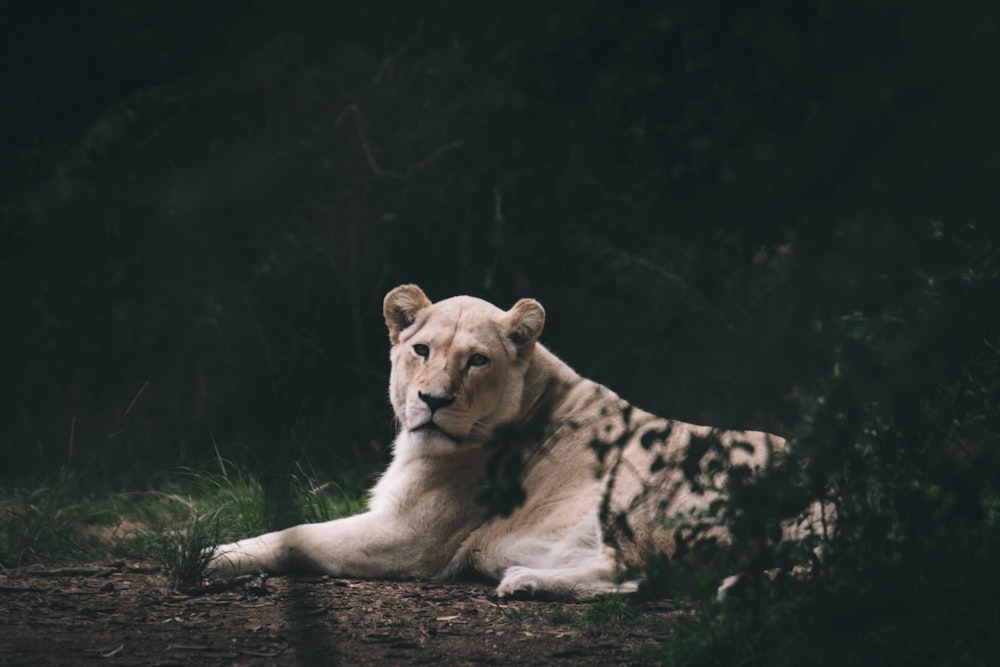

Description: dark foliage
[658,222,1000,665]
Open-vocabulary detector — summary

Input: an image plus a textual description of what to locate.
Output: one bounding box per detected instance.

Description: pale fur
[208,285,791,598]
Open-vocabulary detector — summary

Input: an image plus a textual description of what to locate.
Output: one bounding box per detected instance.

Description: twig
[335,104,402,179]
[411,140,465,172]
[335,103,463,179]
[239,648,286,658]
[167,644,214,652]
[493,187,504,225]
[67,417,76,469]
[122,381,149,420]
[101,644,125,658]
[175,574,260,596]
[30,565,120,577]
[110,381,151,438]
[0,584,48,593]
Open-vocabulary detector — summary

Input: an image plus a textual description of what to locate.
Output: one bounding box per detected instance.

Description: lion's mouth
[412,421,461,443]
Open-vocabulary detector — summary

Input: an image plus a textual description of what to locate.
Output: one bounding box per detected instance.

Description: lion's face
[383,285,545,448]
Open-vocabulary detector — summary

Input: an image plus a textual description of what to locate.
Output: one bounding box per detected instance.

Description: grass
[289,459,370,523]
[540,596,660,634]
[137,503,224,586]
[545,604,578,625]
[0,474,107,566]
[0,452,374,587]
[581,594,642,627]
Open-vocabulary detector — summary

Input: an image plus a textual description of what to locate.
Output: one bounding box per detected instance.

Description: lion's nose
[418,391,455,413]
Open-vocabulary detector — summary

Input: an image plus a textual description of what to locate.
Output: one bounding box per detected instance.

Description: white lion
[209,284,792,598]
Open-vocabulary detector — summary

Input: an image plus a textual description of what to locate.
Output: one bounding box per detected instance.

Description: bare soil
[0,562,684,665]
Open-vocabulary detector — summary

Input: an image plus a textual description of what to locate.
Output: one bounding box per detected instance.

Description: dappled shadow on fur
[467,386,828,598]
[585,401,826,597]
[475,405,556,519]
[468,387,827,598]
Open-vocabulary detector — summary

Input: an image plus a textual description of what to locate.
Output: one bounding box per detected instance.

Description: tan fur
[209,285,789,598]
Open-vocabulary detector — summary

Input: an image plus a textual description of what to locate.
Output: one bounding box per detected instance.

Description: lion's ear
[383,284,432,344]
[505,298,545,350]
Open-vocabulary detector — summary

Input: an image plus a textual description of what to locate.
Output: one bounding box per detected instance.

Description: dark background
[2,0,998,483]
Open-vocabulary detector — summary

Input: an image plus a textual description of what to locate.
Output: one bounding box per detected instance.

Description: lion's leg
[208,512,424,579]
[496,559,639,599]
[485,514,637,600]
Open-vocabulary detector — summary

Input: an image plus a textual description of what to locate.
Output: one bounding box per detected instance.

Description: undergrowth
[653,531,1000,667]
[0,473,107,566]
[136,503,225,587]
[648,222,1000,666]
[0,452,373,586]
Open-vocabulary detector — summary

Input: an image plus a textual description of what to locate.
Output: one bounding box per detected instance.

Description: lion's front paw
[205,543,253,578]
[203,546,232,577]
[497,565,640,599]
[496,566,544,598]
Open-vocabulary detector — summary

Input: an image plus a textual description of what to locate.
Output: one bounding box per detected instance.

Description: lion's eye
[413,344,430,358]
[467,353,489,368]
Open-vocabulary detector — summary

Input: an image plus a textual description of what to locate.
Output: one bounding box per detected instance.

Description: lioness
[209,284,789,598]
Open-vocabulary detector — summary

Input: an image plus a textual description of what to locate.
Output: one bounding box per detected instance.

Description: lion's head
[383,284,546,449]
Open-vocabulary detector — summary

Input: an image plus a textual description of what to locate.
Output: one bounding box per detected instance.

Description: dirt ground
[0,562,684,665]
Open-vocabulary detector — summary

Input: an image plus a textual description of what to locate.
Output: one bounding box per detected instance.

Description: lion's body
[210,286,786,598]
